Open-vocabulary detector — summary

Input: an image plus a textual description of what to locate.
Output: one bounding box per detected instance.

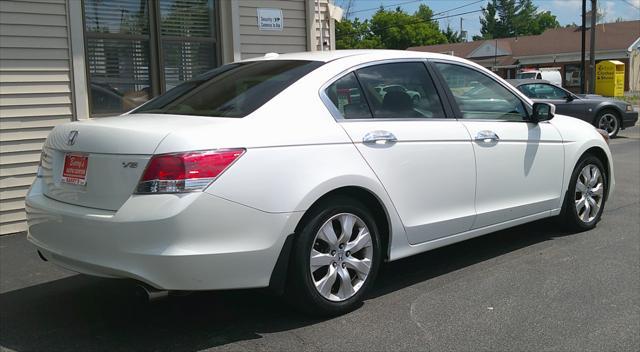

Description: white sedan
[26,50,614,316]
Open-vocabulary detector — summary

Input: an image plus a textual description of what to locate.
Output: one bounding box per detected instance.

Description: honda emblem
[67,130,79,146]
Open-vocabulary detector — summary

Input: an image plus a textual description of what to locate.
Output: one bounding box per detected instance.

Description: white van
[516,68,563,87]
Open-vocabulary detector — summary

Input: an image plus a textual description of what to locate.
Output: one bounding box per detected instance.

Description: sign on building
[257,8,283,31]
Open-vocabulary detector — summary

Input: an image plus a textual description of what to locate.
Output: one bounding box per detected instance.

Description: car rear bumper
[26,177,302,290]
[622,111,638,128]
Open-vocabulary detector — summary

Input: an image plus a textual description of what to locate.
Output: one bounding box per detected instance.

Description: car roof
[506,79,552,86]
[243,49,470,64]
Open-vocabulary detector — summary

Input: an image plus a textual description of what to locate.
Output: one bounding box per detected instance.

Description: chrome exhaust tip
[134,283,169,302]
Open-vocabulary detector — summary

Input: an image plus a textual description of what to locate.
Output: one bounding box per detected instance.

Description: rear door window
[355,62,445,119]
[135,60,323,118]
[325,72,373,119]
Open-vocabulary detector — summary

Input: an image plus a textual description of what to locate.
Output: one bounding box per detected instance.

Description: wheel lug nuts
[332,262,337,267]
[331,250,336,256]
[346,251,351,257]
[339,244,344,249]
[341,263,346,268]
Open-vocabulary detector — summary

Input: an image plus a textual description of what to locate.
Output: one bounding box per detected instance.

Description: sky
[339,0,640,39]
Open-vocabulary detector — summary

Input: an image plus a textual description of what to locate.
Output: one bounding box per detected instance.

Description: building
[409,20,640,93]
[0,0,339,235]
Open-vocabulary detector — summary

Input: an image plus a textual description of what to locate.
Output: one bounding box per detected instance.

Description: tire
[286,195,381,316]
[595,110,621,138]
[559,154,608,232]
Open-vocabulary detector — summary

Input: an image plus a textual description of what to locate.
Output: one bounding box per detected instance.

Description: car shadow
[0,218,575,351]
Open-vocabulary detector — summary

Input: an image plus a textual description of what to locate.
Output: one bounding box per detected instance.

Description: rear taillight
[136,149,245,193]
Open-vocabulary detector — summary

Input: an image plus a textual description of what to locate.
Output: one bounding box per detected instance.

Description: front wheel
[286,196,381,316]
[560,155,608,231]
[596,110,620,138]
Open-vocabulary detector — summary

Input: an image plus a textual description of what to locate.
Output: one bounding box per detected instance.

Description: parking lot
[1,125,638,352]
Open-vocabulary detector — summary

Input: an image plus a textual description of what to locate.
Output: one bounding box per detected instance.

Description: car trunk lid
[39,114,229,210]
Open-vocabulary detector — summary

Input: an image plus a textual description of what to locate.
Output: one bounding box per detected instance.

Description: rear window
[516,72,537,79]
[135,60,323,118]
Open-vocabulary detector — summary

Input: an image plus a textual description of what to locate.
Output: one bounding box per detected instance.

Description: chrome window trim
[318,58,451,122]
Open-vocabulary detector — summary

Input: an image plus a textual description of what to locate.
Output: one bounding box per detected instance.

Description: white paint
[26,50,615,293]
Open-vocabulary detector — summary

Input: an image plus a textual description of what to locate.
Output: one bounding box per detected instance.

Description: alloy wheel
[598,113,618,137]
[574,164,604,223]
[310,213,373,302]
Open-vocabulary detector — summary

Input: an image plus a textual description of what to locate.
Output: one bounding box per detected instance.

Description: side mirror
[531,102,555,123]
[565,94,574,102]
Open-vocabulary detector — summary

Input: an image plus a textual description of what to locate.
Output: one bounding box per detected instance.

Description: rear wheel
[286,196,381,316]
[595,110,620,138]
[560,155,607,231]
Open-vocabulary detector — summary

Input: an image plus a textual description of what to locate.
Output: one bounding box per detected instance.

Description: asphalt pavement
[1,126,638,352]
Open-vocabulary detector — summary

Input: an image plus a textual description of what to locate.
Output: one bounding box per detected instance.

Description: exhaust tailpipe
[134,283,169,302]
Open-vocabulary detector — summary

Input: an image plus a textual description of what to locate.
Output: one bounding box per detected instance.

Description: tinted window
[325,72,372,119]
[355,63,445,119]
[518,83,568,100]
[435,63,527,121]
[136,60,323,117]
[516,72,537,79]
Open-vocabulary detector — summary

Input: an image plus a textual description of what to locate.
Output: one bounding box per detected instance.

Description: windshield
[135,60,324,118]
[516,72,537,79]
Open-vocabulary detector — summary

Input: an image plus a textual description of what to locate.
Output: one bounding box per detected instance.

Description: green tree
[335,5,447,49]
[532,11,560,34]
[477,0,559,40]
[335,18,383,49]
[479,0,498,39]
[442,25,463,43]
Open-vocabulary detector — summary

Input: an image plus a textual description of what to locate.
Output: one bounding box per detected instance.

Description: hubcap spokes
[575,164,604,223]
[598,114,618,135]
[311,213,373,302]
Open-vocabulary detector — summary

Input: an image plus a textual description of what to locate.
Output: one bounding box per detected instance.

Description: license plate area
[61,154,88,186]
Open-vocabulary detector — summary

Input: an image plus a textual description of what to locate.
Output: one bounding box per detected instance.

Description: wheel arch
[593,104,623,125]
[294,185,392,262]
[581,146,612,201]
[268,184,394,295]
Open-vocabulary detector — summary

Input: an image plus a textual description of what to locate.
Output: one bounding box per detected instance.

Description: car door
[518,83,586,118]
[432,61,565,228]
[322,61,476,245]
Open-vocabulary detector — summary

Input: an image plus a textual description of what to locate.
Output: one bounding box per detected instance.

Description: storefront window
[160,0,217,90]
[83,0,218,116]
[564,64,581,88]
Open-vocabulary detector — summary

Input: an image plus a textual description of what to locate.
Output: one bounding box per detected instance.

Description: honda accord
[26,50,614,316]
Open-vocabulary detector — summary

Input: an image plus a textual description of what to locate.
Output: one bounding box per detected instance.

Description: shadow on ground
[0,219,575,351]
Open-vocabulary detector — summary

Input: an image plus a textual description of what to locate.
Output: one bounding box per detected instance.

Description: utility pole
[581,0,586,94]
[589,0,597,93]
[494,39,498,72]
[460,17,463,38]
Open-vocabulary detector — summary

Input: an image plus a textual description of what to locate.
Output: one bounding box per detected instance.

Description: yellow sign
[595,60,625,97]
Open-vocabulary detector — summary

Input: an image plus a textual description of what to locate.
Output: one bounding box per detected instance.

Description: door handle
[363,130,398,145]
[474,130,500,143]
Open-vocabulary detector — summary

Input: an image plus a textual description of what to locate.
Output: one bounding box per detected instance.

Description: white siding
[0,0,73,234]
[310,0,334,51]
[238,0,309,59]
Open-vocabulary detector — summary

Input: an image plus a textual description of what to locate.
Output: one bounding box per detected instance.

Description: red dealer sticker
[61,154,88,186]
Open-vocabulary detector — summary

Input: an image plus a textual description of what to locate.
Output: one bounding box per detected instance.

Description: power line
[433,0,485,16]
[621,0,640,10]
[336,8,484,39]
[349,0,486,16]
[349,0,424,15]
